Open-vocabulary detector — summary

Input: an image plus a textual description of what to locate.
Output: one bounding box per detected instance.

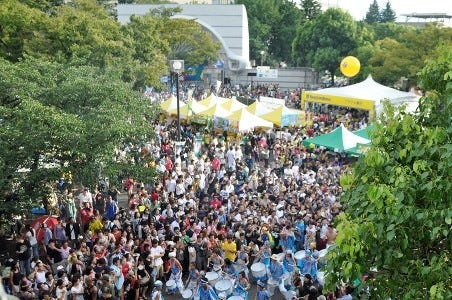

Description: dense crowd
[2,99,371,300]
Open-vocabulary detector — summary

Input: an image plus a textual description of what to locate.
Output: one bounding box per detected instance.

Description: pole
[176,72,181,141]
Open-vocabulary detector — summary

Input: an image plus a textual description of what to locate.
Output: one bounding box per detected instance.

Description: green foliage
[292,8,358,84]
[365,0,380,24]
[0,57,158,222]
[380,1,396,23]
[328,48,452,299]
[298,0,322,21]
[366,24,452,86]
[236,0,304,67]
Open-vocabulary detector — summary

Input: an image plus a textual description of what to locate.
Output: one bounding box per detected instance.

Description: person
[24,224,39,260]
[234,271,250,299]
[267,254,287,296]
[185,262,200,290]
[121,270,140,300]
[65,217,81,247]
[55,278,68,300]
[150,280,164,300]
[221,234,237,262]
[297,250,318,280]
[43,223,54,248]
[110,257,125,296]
[70,274,85,300]
[282,250,296,288]
[195,277,218,300]
[165,252,183,294]
[15,235,31,275]
[106,196,119,221]
[136,261,151,299]
[256,280,271,300]
[53,217,67,244]
[78,188,93,208]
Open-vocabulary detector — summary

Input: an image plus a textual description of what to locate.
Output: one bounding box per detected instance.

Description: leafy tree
[380,1,396,23]
[292,8,358,85]
[327,47,452,299]
[367,24,452,86]
[299,0,322,21]
[0,57,158,222]
[365,0,380,24]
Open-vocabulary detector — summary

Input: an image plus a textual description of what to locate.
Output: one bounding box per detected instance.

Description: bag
[140,276,150,285]
[140,271,150,285]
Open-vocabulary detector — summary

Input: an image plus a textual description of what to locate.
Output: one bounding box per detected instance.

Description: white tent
[302,75,420,120]
[227,108,274,132]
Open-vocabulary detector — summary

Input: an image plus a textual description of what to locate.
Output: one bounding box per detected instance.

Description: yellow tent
[260,105,299,127]
[228,108,273,131]
[222,97,246,112]
[199,94,228,108]
[198,103,232,118]
[168,100,206,119]
[159,95,186,114]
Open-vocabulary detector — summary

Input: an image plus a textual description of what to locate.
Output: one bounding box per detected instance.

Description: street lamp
[169,60,184,141]
[260,50,265,66]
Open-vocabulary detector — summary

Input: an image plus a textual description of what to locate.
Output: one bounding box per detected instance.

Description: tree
[380,1,396,23]
[326,47,452,299]
[292,8,359,85]
[367,24,452,86]
[299,0,322,21]
[365,0,380,23]
[0,57,158,223]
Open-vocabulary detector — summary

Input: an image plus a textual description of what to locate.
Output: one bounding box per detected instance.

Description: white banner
[257,67,278,79]
[260,96,285,106]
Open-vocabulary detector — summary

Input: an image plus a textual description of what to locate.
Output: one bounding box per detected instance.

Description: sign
[260,96,285,106]
[256,66,278,79]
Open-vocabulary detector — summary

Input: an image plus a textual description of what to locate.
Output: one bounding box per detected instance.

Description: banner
[260,96,285,106]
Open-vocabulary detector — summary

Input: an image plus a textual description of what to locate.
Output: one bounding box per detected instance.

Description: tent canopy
[259,105,299,127]
[247,101,278,116]
[198,103,232,118]
[353,124,376,140]
[228,108,273,132]
[167,100,206,118]
[199,94,228,108]
[302,75,419,119]
[222,97,246,112]
[160,95,186,113]
[304,124,370,152]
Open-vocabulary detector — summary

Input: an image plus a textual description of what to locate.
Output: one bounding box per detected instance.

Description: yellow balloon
[340,56,360,77]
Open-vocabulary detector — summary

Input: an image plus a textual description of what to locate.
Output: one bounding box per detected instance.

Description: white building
[117,4,250,72]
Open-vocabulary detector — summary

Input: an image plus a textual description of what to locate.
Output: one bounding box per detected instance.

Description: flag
[215,80,222,94]
[187,88,194,101]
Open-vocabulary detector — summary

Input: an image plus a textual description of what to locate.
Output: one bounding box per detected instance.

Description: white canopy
[227,108,273,132]
[302,75,420,119]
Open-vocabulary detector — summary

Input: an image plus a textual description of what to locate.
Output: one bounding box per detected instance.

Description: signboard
[256,66,278,79]
[260,96,285,106]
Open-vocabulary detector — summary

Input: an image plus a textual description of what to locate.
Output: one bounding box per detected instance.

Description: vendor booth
[301,75,419,121]
[303,124,370,154]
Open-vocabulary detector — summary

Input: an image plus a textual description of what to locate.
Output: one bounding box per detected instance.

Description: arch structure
[117,4,250,71]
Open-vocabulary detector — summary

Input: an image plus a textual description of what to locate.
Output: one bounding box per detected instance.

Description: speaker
[170,60,184,73]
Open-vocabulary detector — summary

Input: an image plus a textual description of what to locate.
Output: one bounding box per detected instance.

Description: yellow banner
[302,91,375,111]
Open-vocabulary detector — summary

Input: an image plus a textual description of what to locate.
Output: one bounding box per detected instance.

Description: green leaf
[387,230,395,241]
[445,216,451,225]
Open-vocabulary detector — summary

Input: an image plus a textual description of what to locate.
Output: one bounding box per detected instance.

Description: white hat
[154,280,163,287]
[56,265,65,271]
[168,252,176,258]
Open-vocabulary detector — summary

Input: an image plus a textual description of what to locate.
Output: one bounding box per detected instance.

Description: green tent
[353,124,376,140]
[304,124,371,153]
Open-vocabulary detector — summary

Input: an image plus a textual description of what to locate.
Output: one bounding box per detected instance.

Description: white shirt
[150,246,164,266]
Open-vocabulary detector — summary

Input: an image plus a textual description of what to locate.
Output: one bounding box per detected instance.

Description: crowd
[2,99,372,300]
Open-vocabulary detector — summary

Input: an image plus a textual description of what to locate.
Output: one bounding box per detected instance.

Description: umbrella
[30,215,59,242]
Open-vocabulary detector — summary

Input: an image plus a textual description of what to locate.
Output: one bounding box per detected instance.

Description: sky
[318,0,452,23]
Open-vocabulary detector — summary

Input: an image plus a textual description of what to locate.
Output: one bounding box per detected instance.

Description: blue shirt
[257,289,271,300]
[269,261,285,280]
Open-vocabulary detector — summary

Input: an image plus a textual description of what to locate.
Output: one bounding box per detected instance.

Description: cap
[56,265,65,271]
[154,280,163,287]
[200,277,209,284]
[257,280,266,287]
[271,254,279,260]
